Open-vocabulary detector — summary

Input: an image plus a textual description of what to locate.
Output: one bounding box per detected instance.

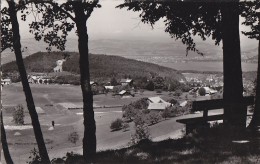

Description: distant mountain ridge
[3,51,184,81]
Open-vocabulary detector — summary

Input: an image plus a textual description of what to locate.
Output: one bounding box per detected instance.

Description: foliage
[198,87,206,96]
[129,124,151,146]
[122,98,149,121]
[161,107,172,120]
[134,114,147,127]
[54,75,80,85]
[117,1,223,55]
[110,118,124,131]
[2,52,184,84]
[68,131,79,145]
[122,122,130,132]
[27,148,41,164]
[13,104,25,125]
[110,77,119,86]
[145,80,155,91]
[167,98,178,105]
[173,89,183,97]
[122,105,139,121]
[147,112,162,125]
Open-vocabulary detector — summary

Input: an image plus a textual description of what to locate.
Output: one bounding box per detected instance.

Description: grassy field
[2,83,189,164]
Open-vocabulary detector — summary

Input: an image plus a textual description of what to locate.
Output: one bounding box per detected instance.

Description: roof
[203,87,217,94]
[120,79,133,83]
[36,107,45,114]
[119,90,127,95]
[179,101,188,107]
[105,86,114,90]
[148,96,168,104]
[90,81,97,85]
[148,103,170,110]
[2,79,11,82]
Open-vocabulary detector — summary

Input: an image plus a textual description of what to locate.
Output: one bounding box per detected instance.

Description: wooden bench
[176,96,254,134]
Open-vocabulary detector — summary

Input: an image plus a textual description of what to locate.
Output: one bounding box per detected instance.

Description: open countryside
[2,0,260,164]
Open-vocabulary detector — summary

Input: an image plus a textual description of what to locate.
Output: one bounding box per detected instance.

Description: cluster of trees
[2,0,260,163]
[122,98,192,125]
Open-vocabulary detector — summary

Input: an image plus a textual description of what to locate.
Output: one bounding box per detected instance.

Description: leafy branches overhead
[1,0,101,52]
[1,7,13,52]
[117,1,223,55]
[240,1,260,40]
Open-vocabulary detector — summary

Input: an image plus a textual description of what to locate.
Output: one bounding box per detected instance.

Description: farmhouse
[28,74,51,84]
[119,90,133,98]
[1,78,11,85]
[203,87,218,95]
[147,96,171,111]
[90,81,98,86]
[120,78,133,86]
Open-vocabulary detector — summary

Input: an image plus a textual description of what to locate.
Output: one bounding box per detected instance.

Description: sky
[2,0,259,54]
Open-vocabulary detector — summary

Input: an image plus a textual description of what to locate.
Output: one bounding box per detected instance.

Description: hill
[2,52,184,82]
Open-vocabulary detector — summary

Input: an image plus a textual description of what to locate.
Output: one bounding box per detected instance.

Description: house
[120,78,133,86]
[90,81,98,86]
[148,96,169,104]
[147,96,171,111]
[105,86,114,90]
[118,90,133,98]
[1,78,11,85]
[203,87,218,95]
[28,74,51,84]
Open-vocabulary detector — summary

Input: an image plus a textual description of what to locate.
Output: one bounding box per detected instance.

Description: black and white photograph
[1,0,260,163]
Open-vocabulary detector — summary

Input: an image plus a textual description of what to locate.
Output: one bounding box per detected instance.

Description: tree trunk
[74,3,96,162]
[7,1,50,163]
[248,40,260,129]
[221,1,246,129]
[1,113,13,164]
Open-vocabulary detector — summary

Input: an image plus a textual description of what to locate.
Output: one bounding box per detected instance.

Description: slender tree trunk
[248,40,260,129]
[221,1,246,128]
[0,0,2,161]
[7,1,50,163]
[1,113,13,164]
[74,3,96,162]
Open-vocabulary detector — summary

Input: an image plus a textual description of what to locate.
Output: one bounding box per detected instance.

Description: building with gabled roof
[147,96,171,111]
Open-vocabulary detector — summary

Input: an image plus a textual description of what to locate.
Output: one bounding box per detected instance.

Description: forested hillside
[3,52,184,82]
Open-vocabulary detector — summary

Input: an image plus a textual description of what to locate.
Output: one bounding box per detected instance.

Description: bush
[198,87,206,96]
[134,114,147,126]
[110,118,123,131]
[68,131,79,145]
[161,107,172,120]
[167,98,178,105]
[129,124,151,145]
[13,104,24,125]
[123,105,139,121]
[173,89,182,97]
[122,122,130,132]
[147,112,162,125]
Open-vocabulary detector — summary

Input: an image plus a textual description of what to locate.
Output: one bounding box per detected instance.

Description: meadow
[2,83,191,164]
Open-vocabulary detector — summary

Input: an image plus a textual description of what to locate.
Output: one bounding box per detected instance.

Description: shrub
[123,105,139,121]
[122,122,130,132]
[110,118,123,131]
[68,131,79,145]
[173,89,182,97]
[134,114,147,126]
[27,148,41,164]
[129,124,151,145]
[167,98,178,105]
[13,104,24,125]
[147,112,162,125]
[198,87,206,96]
[161,107,172,120]
[132,98,149,110]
